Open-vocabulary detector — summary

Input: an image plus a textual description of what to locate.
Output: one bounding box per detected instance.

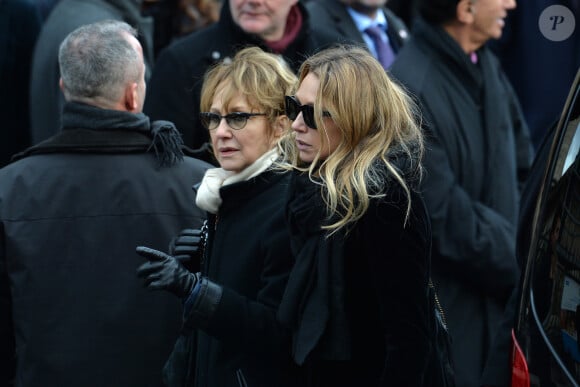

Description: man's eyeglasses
[284,95,330,130]
[199,112,267,130]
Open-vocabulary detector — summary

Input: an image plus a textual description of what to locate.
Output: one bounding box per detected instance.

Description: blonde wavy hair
[200,46,297,145]
[279,45,424,235]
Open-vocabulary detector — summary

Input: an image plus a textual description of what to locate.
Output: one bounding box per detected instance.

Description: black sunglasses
[285,95,330,129]
[199,112,267,130]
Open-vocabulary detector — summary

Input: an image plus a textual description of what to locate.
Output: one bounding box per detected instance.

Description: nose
[245,0,261,7]
[291,111,307,133]
[505,0,516,10]
[214,118,233,138]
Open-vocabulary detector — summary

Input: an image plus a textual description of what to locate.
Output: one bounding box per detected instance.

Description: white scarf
[195,148,279,214]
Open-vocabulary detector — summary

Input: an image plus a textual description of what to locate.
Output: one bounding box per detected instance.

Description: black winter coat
[0,115,210,387]
[390,18,534,387]
[279,169,433,387]
[143,2,340,152]
[164,170,303,387]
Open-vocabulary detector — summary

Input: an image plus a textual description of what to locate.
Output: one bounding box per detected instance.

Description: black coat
[279,168,433,387]
[390,18,534,387]
[143,2,340,152]
[166,170,303,387]
[0,114,210,387]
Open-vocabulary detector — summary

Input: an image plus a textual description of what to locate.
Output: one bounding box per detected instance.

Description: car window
[561,118,580,175]
[528,70,580,385]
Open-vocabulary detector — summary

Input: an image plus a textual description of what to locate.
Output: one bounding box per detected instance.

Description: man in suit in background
[305,0,409,70]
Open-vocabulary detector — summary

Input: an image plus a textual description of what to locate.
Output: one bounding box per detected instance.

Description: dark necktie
[364,25,395,69]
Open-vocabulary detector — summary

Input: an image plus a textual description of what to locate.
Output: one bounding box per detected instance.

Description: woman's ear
[273,115,289,138]
[270,115,290,147]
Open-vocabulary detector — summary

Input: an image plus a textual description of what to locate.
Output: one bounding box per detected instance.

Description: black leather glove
[136,246,198,298]
[168,228,204,263]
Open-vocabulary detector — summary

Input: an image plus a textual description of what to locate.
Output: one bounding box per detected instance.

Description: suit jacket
[305,0,409,54]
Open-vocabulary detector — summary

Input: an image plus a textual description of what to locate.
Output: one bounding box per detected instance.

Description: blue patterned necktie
[365,25,395,69]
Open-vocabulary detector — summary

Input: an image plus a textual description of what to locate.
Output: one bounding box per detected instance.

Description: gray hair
[58,20,142,102]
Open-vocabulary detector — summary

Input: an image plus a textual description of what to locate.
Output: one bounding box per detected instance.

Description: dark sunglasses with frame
[285,95,330,130]
[199,112,267,130]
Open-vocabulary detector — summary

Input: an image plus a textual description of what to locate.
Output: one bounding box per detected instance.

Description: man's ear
[457,0,475,24]
[124,82,139,112]
[59,78,64,92]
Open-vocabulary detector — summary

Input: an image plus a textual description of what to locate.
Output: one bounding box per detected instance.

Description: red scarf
[264,5,302,54]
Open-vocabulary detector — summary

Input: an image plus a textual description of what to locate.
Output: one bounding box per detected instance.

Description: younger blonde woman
[278,45,435,386]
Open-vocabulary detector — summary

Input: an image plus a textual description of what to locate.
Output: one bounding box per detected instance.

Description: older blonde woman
[136,46,302,387]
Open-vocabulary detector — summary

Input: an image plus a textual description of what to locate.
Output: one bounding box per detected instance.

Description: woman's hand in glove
[168,228,204,264]
[136,246,198,298]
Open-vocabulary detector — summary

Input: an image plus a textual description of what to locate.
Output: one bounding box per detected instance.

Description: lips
[240,9,264,18]
[218,146,239,156]
[296,139,310,151]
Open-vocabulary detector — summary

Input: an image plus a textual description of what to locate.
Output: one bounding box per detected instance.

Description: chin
[298,152,314,164]
[239,20,267,34]
[220,160,240,173]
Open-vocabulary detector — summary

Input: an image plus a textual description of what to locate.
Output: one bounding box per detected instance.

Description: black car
[512,67,580,387]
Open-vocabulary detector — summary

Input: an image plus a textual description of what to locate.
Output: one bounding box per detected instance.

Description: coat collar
[12,103,187,168]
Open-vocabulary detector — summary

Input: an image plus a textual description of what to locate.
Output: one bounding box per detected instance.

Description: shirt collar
[346,7,388,33]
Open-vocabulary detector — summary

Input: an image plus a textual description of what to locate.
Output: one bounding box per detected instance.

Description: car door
[513,67,580,387]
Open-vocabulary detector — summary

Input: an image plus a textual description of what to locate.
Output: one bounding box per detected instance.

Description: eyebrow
[211,103,257,111]
[294,95,315,106]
